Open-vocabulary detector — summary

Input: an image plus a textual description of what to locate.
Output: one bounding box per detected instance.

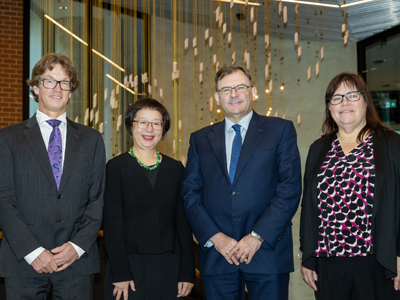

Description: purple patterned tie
[46,120,63,190]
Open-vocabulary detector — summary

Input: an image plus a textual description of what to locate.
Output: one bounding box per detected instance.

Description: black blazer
[0,115,105,278]
[103,153,195,283]
[300,129,400,279]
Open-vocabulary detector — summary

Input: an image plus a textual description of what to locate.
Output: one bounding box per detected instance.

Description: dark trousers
[104,252,180,300]
[202,270,289,300]
[4,273,94,300]
[315,255,400,300]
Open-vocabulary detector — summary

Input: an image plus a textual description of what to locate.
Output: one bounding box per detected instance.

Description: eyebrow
[219,83,247,89]
[136,118,162,121]
[41,76,71,81]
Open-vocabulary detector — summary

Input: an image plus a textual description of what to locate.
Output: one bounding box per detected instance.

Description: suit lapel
[207,121,230,184]
[372,132,387,219]
[59,119,82,192]
[233,112,268,184]
[24,115,58,190]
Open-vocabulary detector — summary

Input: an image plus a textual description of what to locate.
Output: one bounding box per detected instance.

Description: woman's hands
[112,280,135,300]
[177,282,194,298]
[301,263,318,291]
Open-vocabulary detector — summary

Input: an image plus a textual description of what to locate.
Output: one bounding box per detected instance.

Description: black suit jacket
[103,153,195,283]
[0,115,105,278]
[300,129,400,279]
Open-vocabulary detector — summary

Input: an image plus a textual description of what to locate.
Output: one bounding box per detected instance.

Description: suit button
[57,194,62,199]
[231,191,236,196]
[56,219,62,224]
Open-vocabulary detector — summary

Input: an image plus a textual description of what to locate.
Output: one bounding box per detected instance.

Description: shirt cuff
[205,239,214,247]
[69,242,85,258]
[24,247,46,265]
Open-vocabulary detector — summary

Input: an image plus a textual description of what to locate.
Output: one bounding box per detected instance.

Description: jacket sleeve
[299,142,318,252]
[103,159,133,282]
[252,121,302,250]
[175,163,196,283]
[181,133,222,252]
[0,130,42,261]
[70,132,105,254]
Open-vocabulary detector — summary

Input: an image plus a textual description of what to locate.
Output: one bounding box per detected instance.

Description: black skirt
[104,252,181,300]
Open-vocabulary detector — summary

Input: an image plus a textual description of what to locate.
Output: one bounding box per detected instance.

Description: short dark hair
[322,72,391,142]
[125,98,170,137]
[26,53,81,102]
[214,65,252,91]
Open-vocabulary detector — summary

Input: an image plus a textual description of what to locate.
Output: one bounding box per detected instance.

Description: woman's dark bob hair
[322,72,391,142]
[125,98,170,137]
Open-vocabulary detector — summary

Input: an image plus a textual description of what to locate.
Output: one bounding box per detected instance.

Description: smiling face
[132,108,163,151]
[330,82,367,134]
[214,70,257,124]
[33,64,72,118]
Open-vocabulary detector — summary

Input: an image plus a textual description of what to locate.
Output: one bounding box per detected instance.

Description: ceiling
[127,0,400,42]
[52,0,400,42]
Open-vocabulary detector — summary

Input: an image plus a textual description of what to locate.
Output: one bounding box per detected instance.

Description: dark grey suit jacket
[0,115,105,278]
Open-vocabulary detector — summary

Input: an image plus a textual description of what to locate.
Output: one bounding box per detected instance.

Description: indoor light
[216,0,262,6]
[44,14,88,46]
[92,49,125,72]
[280,0,339,8]
[106,74,144,95]
[45,14,125,72]
[341,0,375,8]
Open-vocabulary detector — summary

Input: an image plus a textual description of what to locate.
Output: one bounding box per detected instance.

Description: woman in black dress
[103,98,195,300]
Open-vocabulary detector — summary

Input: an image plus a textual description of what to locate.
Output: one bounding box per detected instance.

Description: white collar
[224,110,253,133]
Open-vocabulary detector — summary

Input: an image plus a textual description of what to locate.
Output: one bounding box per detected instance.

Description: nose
[230,88,238,97]
[145,123,155,131]
[54,82,62,91]
[341,96,350,105]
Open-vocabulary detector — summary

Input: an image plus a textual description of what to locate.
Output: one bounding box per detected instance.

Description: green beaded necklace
[129,147,161,170]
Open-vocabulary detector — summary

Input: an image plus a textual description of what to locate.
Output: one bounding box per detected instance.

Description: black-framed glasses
[40,78,74,91]
[218,84,252,96]
[133,120,164,131]
[329,91,363,105]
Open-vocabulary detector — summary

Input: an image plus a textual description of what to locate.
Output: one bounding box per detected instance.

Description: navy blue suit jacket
[182,111,302,276]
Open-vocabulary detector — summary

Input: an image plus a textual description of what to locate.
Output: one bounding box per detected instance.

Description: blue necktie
[46,119,63,190]
[229,124,242,183]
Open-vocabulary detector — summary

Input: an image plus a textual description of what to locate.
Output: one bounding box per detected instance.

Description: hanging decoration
[33,0,355,161]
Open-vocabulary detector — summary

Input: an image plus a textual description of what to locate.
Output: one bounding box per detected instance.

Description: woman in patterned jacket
[299,72,400,300]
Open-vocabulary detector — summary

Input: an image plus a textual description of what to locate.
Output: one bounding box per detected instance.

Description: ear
[68,92,72,99]
[214,91,220,106]
[251,86,257,100]
[33,86,39,95]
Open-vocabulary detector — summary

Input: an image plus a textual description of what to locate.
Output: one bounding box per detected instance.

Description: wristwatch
[251,231,264,243]
[298,250,303,260]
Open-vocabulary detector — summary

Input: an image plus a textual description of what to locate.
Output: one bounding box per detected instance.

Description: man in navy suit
[182,65,302,300]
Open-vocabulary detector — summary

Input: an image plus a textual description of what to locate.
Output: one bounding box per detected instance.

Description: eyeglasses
[133,120,164,131]
[40,78,74,91]
[329,91,363,105]
[218,84,252,96]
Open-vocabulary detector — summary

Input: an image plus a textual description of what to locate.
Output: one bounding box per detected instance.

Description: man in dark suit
[0,53,105,299]
[182,65,302,300]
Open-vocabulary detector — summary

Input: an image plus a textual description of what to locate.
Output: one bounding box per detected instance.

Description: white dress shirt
[224,110,253,173]
[205,110,253,247]
[24,110,85,265]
